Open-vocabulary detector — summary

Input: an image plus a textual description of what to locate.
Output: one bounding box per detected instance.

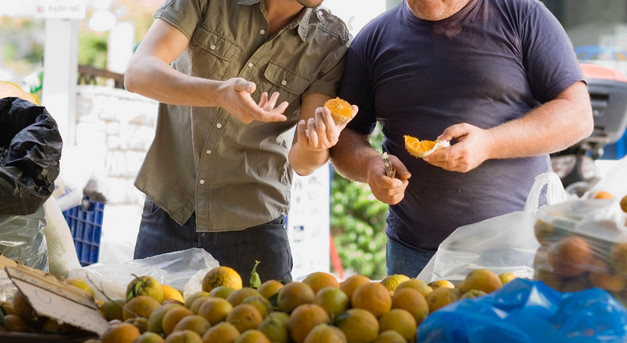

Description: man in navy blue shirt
[330,0,593,277]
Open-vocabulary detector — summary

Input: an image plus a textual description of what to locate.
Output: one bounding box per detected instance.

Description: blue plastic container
[62,197,104,266]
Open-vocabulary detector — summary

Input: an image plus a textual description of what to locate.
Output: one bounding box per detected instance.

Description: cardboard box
[0,255,107,341]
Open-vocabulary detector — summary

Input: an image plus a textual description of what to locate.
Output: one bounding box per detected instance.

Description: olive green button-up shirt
[134,0,351,232]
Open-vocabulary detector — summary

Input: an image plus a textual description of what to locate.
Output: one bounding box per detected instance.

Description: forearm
[125,56,224,107]
[329,129,379,183]
[289,144,330,176]
[488,82,593,159]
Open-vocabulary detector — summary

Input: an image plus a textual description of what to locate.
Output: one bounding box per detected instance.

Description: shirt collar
[237,0,314,42]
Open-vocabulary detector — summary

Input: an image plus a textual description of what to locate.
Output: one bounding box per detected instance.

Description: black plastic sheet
[0,97,62,215]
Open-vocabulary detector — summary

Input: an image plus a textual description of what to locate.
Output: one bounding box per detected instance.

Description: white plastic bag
[68,248,219,301]
[417,171,569,282]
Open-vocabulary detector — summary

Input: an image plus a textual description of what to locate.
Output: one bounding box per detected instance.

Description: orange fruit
[428,279,455,290]
[165,329,203,343]
[202,322,240,343]
[234,329,271,343]
[134,331,166,343]
[277,281,315,313]
[258,280,283,299]
[620,195,627,213]
[203,266,243,293]
[395,279,432,298]
[314,286,350,318]
[185,291,210,309]
[498,272,519,286]
[325,97,355,124]
[594,190,614,199]
[162,306,194,336]
[101,322,141,343]
[334,308,379,343]
[258,312,290,343]
[377,309,417,341]
[198,297,233,325]
[351,282,391,318]
[147,303,184,335]
[227,287,261,307]
[99,298,126,321]
[241,295,272,318]
[3,314,28,332]
[379,274,411,293]
[404,135,450,158]
[127,275,164,303]
[304,323,347,343]
[67,277,96,298]
[162,285,184,303]
[303,271,340,294]
[172,315,211,336]
[123,295,161,321]
[190,296,211,314]
[373,330,406,343]
[209,285,236,299]
[548,236,594,277]
[226,304,263,333]
[339,275,371,304]
[459,269,503,294]
[289,304,330,343]
[391,287,429,325]
[425,287,460,313]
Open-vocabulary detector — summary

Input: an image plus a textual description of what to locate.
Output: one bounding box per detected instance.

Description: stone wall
[74,85,158,206]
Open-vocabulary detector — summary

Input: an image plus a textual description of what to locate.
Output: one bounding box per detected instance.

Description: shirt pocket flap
[264,62,312,94]
[192,26,241,61]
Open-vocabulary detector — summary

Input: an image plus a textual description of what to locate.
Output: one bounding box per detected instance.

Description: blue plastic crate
[62,197,104,266]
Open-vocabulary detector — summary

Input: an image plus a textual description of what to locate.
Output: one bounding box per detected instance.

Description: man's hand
[423,123,495,172]
[366,153,411,205]
[217,78,289,124]
[295,104,358,152]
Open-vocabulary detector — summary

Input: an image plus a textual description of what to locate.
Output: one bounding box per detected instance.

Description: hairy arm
[330,128,411,204]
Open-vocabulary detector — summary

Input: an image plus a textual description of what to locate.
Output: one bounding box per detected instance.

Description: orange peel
[404,135,450,158]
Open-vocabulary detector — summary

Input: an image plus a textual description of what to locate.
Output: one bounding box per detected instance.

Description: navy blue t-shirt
[338,0,583,251]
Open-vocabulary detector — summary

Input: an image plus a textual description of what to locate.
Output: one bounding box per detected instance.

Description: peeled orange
[325,97,355,124]
[404,135,450,158]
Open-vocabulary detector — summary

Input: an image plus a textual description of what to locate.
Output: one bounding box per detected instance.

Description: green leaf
[249,260,261,289]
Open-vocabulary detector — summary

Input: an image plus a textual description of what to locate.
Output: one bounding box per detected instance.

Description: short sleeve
[522,2,584,103]
[154,0,206,40]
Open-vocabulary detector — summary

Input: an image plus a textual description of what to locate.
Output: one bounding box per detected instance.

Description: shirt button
[210,44,216,50]
[216,123,222,129]
[260,29,266,35]
[206,150,212,154]
[248,62,254,68]
[199,179,205,185]
[281,80,287,86]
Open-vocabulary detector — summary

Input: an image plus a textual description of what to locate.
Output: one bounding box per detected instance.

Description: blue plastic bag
[417,278,627,343]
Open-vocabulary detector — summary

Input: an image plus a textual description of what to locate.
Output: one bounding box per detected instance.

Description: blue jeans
[386,238,435,278]
[134,198,293,283]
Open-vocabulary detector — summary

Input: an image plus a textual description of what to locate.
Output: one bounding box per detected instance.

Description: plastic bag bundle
[417,278,627,343]
[0,97,62,215]
[532,158,627,302]
[418,171,569,282]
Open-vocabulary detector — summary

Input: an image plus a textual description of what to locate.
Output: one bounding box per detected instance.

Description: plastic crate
[62,197,104,266]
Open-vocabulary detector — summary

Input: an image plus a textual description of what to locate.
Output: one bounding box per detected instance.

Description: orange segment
[404,135,450,158]
[325,97,355,124]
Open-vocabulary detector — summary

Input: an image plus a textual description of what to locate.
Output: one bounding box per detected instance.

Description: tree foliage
[330,126,388,279]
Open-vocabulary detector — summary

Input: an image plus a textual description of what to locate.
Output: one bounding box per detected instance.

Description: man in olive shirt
[124,0,352,282]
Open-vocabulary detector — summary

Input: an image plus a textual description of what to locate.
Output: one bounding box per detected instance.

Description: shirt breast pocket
[190,26,242,79]
[263,61,312,104]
